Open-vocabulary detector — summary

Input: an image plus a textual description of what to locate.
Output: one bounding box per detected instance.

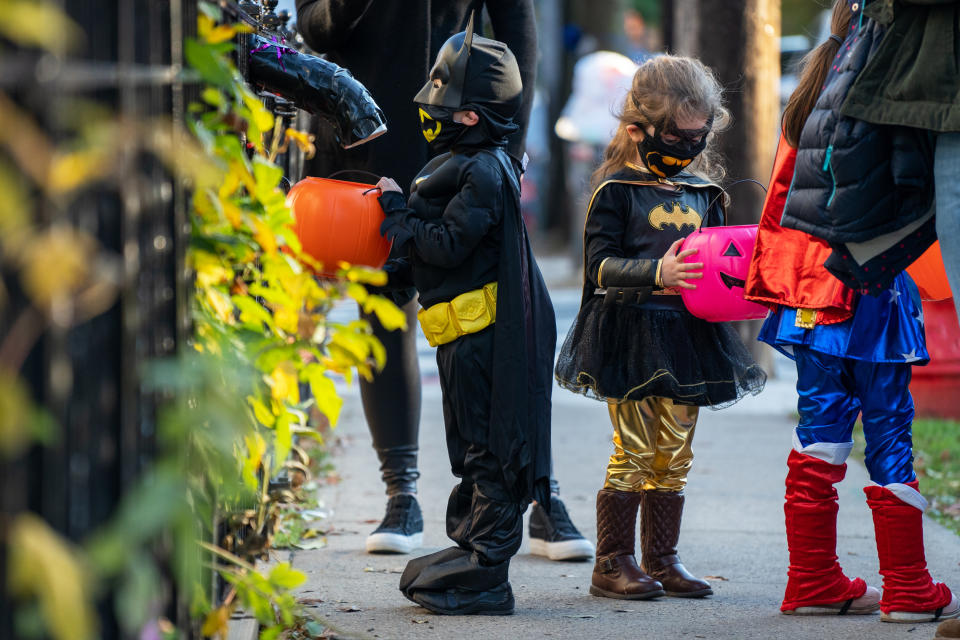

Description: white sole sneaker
[529,537,595,561]
[882,594,960,623]
[365,531,423,554]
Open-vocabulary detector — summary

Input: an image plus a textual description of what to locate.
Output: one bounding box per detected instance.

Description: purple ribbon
[251,36,298,71]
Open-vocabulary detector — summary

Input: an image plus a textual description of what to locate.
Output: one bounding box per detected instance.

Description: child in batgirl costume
[374,17,555,616]
[745,3,959,622]
[555,55,766,601]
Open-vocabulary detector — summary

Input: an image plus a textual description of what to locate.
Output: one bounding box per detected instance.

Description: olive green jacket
[840,0,960,132]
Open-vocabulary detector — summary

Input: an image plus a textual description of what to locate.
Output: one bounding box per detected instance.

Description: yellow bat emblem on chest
[647,201,702,231]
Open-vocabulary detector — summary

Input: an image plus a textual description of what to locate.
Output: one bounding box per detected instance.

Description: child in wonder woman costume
[555,55,766,601]
[746,0,958,623]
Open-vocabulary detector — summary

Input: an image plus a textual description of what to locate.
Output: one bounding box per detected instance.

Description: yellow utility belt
[418,282,497,347]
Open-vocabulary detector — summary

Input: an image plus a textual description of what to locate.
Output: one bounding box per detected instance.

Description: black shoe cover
[399,546,471,595]
[400,547,508,597]
[409,582,515,616]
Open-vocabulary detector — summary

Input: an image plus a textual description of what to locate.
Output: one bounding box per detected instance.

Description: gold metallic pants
[604,397,699,492]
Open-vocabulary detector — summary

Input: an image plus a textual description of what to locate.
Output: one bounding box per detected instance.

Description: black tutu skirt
[555,296,767,408]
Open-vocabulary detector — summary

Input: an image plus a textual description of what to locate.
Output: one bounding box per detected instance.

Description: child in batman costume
[555,55,766,601]
[374,18,555,615]
[746,0,959,622]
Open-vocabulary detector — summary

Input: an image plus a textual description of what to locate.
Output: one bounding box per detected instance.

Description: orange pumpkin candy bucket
[286,176,393,277]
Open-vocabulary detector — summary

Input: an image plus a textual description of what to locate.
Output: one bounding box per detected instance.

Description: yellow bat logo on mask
[419,107,441,142]
[647,201,702,231]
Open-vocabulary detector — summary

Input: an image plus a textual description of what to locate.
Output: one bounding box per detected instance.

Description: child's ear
[459,110,480,127]
[626,123,645,143]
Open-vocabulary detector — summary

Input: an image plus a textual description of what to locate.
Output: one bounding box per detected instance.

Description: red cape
[744,133,854,324]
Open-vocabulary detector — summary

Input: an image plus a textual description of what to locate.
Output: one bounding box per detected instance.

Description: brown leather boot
[640,489,712,598]
[590,488,665,600]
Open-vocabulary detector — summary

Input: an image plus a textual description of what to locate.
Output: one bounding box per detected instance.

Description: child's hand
[661,238,703,289]
[377,177,402,193]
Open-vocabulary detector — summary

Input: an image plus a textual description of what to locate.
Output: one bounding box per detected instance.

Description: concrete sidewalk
[291,289,960,640]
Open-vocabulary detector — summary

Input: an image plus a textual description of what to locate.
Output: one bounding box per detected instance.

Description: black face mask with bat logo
[635,117,712,179]
[418,104,467,153]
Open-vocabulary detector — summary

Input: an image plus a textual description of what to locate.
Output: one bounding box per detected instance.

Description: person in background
[296,0,592,561]
[839,0,960,328]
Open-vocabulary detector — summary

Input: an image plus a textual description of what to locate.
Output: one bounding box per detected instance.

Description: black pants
[437,327,523,566]
[359,298,421,496]
[400,328,521,600]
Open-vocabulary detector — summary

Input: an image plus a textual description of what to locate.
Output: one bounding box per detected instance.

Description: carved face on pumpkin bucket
[679,225,768,322]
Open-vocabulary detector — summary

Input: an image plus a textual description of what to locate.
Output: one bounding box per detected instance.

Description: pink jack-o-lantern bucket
[679,225,769,322]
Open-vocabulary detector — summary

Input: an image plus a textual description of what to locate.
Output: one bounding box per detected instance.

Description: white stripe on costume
[792,431,853,466]
[880,482,928,511]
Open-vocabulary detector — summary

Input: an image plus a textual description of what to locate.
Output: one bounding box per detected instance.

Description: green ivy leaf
[267,563,306,590]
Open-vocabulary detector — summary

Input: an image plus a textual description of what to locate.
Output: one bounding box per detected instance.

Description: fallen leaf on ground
[336,605,362,613]
[298,598,324,605]
[563,614,597,619]
[704,575,728,581]
[412,619,429,624]
[294,537,327,550]
[614,609,635,613]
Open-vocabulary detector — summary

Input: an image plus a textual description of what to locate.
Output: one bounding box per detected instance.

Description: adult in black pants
[296,0,593,560]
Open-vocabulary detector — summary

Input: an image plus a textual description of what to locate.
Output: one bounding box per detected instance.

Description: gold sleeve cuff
[597,257,610,288]
[654,259,664,288]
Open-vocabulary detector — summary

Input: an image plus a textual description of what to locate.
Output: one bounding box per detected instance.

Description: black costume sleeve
[485,0,537,162]
[383,159,502,269]
[295,0,375,51]
[584,184,658,288]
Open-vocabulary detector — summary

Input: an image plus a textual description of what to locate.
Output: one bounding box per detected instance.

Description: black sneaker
[366,494,424,554]
[528,495,595,561]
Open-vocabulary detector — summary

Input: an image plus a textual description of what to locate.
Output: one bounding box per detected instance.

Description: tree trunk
[669,0,781,373]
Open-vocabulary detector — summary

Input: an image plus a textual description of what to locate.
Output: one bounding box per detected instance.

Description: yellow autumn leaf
[267,361,299,404]
[220,199,243,228]
[201,604,230,637]
[273,305,299,335]
[192,251,232,288]
[242,432,267,490]
[20,226,96,308]
[306,366,343,427]
[204,288,235,324]
[341,263,388,286]
[0,1,84,55]
[363,295,408,331]
[218,165,241,200]
[8,513,96,640]
[284,128,316,159]
[47,149,112,194]
[252,218,278,254]
[247,395,276,428]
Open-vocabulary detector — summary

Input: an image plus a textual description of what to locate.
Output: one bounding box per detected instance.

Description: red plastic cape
[745,134,854,325]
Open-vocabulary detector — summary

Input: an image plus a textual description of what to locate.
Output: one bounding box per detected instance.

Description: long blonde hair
[592,55,730,188]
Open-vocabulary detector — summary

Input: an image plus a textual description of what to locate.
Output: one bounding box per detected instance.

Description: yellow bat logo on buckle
[647,201,702,231]
[419,107,441,142]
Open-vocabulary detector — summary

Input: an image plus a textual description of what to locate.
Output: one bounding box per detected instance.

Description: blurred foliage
[853,418,960,535]
[782,0,831,37]
[627,0,661,25]
[2,1,404,639]
[911,418,960,536]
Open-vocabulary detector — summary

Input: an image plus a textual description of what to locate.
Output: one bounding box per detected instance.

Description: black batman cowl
[414,14,521,151]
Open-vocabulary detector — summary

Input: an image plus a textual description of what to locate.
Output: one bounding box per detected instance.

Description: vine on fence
[2,2,402,638]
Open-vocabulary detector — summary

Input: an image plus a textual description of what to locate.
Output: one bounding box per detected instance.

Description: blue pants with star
[794,346,916,486]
